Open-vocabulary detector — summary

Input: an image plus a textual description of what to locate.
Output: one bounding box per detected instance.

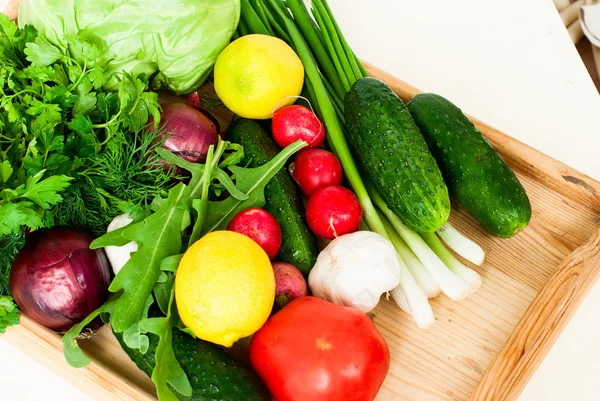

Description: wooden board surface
[4,64,600,401]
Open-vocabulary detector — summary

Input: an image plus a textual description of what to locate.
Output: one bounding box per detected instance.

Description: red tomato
[305,186,362,239]
[272,105,326,148]
[290,149,343,197]
[250,297,390,401]
[227,208,282,260]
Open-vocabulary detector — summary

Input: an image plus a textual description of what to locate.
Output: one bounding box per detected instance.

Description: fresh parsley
[0,296,19,333]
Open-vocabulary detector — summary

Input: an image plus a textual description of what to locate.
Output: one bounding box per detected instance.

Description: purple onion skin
[150,103,220,169]
[9,228,111,332]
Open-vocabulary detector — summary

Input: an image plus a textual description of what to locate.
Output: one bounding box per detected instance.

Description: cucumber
[114,329,270,401]
[227,118,318,275]
[407,93,531,237]
[344,77,451,233]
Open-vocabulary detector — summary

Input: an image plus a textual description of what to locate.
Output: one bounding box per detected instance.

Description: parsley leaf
[24,36,63,67]
[20,171,73,209]
[0,296,19,334]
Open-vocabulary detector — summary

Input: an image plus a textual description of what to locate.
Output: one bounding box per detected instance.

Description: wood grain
[471,228,600,401]
[2,63,599,401]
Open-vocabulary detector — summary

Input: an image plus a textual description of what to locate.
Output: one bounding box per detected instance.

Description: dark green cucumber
[114,329,270,401]
[407,93,531,237]
[227,118,318,275]
[344,77,451,233]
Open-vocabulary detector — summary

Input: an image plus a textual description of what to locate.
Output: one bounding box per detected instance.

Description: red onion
[150,103,220,167]
[9,228,111,332]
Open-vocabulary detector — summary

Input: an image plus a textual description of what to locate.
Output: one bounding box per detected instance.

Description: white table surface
[2,1,600,400]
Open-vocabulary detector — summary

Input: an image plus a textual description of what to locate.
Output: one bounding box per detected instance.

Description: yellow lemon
[175,231,275,347]
[214,34,304,119]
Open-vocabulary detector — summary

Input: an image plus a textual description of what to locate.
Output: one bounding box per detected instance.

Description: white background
[2,0,600,400]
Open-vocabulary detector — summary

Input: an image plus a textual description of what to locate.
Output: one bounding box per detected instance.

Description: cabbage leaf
[19,0,241,94]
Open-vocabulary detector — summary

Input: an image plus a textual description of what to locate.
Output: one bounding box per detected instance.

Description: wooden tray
[4,63,600,401]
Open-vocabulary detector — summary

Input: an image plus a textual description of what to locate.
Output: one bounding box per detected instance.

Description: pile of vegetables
[0,1,534,400]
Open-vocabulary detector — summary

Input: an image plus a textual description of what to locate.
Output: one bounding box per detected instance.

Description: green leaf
[203,140,306,233]
[153,273,174,315]
[65,31,107,63]
[21,171,73,209]
[24,37,63,67]
[73,92,97,116]
[0,161,13,184]
[63,299,116,368]
[141,290,192,400]
[122,295,153,355]
[88,68,106,90]
[105,184,189,332]
[0,202,43,235]
[160,254,183,273]
[213,168,248,201]
[0,296,19,334]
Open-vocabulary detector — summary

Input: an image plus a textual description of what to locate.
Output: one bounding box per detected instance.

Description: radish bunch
[272,105,362,240]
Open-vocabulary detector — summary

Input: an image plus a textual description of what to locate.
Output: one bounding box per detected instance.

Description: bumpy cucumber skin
[407,93,532,237]
[227,118,318,275]
[114,329,270,401]
[344,77,451,233]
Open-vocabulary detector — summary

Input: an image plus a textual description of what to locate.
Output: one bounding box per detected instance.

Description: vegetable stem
[437,222,485,266]
[421,232,482,294]
[240,0,271,35]
[312,0,358,85]
[379,212,441,298]
[310,4,351,92]
[371,190,470,301]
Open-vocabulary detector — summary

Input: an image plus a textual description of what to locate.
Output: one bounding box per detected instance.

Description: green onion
[371,189,470,301]
[241,0,271,35]
[379,211,441,298]
[238,18,250,36]
[310,4,351,92]
[285,0,346,100]
[380,213,435,328]
[316,0,365,80]
[421,232,482,294]
[249,0,275,35]
[312,0,359,85]
[437,222,485,266]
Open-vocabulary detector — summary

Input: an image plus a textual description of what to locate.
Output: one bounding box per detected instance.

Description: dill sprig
[0,232,25,296]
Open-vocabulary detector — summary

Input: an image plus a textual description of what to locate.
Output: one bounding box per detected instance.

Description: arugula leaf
[122,295,153,354]
[203,140,306,233]
[0,296,19,333]
[141,290,192,401]
[93,184,190,332]
[63,299,117,368]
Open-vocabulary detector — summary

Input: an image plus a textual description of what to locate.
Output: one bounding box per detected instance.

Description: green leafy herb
[0,296,19,333]
[0,232,24,296]
[202,139,306,233]
[141,289,192,400]
[63,298,117,368]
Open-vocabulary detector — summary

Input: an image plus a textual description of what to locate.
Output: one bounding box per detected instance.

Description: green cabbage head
[19,0,241,94]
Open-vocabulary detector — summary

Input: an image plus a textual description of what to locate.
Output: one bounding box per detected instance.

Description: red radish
[272,262,308,309]
[306,186,362,240]
[290,149,343,197]
[271,105,325,149]
[227,208,282,260]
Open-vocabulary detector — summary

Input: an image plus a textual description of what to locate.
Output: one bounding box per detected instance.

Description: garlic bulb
[105,214,138,276]
[308,231,400,313]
